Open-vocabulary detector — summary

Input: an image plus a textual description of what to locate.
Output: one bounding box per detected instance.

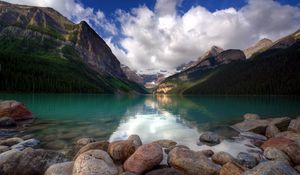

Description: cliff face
[244,39,273,59]
[0,1,147,94]
[0,1,125,79]
[121,65,144,85]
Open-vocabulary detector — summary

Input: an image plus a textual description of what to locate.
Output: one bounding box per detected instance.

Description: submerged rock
[0,117,16,127]
[220,162,245,175]
[237,152,258,169]
[108,140,136,162]
[128,135,142,149]
[0,148,66,175]
[76,137,96,148]
[0,145,9,153]
[199,131,221,145]
[73,149,118,175]
[243,113,260,121]
[240,132,267,141]
[242,161,299,175]
[124,143,163,174]
[153,139,177,148]
[232,119,269,135]
[212,151,236,165]
[0,100,33,120]
[168,147,220,175]
[0,137,23,146]
[45,161,74,175]
[11,138,40,150]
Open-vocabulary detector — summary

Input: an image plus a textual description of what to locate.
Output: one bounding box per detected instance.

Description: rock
[0,148,66,175]
[199,149,214,157]
[199,131,221,145]
[128,135,142,149]
[288,117,300,133]
[275,131,300,145]
[124,143,163,174]
[45,139,67,150]
[266,125,280,138]
[145,168,183,175]
[0,117,16,127]
[237,152,258,169]
[240,132,267,141]
[295,165,300,173]
[45,161,74,175]
[168,147,220,175]
[73,141,109,160]
[220,162,245,175]
[0,137,23,146]
[153,139,177,148]
[164,145,189,154]
[73,149,118,175]
[108,140,136,162]
[242,161,299,175]
[212,151,236,165]
[261,137,300,164]
[263,147,291,165]
[232,119,269,134]
[269,117,291,131]
[0,145,9,153]
[120,172,138,175]
[11,138,40,150]
[0,100,33,120]
[76,137,96,147]
[243,113,260,121]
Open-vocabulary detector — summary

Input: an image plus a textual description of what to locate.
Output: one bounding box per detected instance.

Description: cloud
[3,0,117,35]
[111,0,300,74]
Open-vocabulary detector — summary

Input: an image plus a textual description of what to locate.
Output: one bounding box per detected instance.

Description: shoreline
[0,100,300,174]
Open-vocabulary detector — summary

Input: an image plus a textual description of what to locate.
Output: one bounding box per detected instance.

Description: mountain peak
[199,45,224,61]
[244,38,273,59]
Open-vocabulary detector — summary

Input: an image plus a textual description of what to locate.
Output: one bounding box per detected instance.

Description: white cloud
[112,0,300,74]
[3,0,117,35]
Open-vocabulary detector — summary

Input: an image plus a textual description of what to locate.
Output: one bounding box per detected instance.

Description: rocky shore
[1,100,300,175]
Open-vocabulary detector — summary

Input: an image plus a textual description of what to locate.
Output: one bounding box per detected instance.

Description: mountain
[155,47,245,93]
[121,65,144,85]
[244,38,273,59]
[156,29,300,95]
[0,1,146,94]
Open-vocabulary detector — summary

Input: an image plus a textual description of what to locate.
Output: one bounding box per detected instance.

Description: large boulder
[0,148,66,175]
[145,168,183,175]
[261,137,300,164]
[275,131,300,146]
[45,161,74,175]
[199,131,221,146]
[128,135,142,149]
[242,161,299,175]
[124,143,163,174]
[164,145,189,154]
[263,147,291,165]
[220,162,245,175]
[0,100,33,120]
[153,139,177,148]
[108,140,136,162]
[237,152,258,169]
[73,149,118,175]
[288,117,300,133]
[0,117,16,127]
[168,147,220,175]
[269,117,291,131]
[76,137,96,148]
[211,151,236,165]
[73,141,109,160]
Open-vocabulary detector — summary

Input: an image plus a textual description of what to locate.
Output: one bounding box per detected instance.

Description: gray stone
[128,135,142,149]
[199,131,221,145]
[242,161,299,175]
[0,137,23,146]
[240,132,267,141]
[11,138,40,150]
[212,151,236,165]
[0,145,9,153]
[0,117,16,127]
[237,152,258,169]
[45,161,74,175]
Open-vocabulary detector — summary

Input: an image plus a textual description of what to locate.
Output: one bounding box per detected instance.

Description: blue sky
[4,0,300,74]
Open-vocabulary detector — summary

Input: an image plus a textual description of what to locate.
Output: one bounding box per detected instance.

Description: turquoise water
[1,93,300,154]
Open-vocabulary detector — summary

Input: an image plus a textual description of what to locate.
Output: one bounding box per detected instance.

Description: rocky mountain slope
[121,65,144,85]
[0,1,146,94]
[156,29,300,95]
[156,47,246,94]
[244,38,273,59]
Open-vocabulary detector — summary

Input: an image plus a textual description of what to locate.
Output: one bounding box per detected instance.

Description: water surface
[1,93,300,155]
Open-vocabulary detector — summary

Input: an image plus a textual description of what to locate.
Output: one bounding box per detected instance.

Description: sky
[4,0,300,74]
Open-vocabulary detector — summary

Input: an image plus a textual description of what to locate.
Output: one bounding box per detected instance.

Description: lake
[1,93,300,156]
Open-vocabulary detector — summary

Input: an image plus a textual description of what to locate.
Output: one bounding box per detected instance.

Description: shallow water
[1,93,300,155]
